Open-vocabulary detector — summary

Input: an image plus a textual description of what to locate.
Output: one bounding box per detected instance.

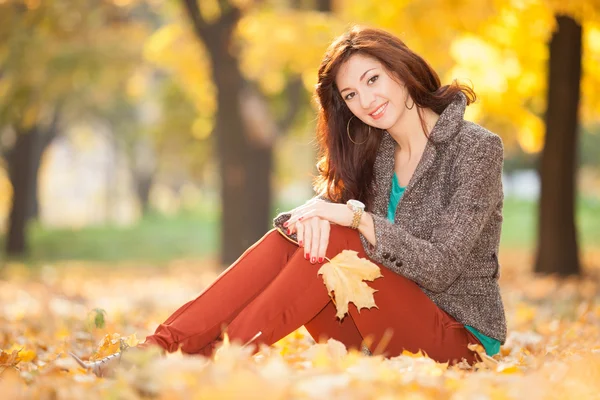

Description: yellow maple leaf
[401,349,427,358]
[91,333,139,361]
[317,250,383,320]
[0,349,21,375]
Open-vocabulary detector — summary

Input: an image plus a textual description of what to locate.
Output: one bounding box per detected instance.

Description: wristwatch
[346,199,365,230]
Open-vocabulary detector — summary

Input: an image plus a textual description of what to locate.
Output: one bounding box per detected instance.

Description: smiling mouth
[369,102,388,117]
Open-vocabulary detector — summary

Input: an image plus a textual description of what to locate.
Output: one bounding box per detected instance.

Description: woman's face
[335,53,409,131]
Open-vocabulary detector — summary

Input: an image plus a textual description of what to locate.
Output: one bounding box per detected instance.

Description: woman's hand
[292,216,331,264]
[284,200,354,228]
[282,200,356,263]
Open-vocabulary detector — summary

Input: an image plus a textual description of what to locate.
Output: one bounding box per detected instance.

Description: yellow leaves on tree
[317,250,383,320]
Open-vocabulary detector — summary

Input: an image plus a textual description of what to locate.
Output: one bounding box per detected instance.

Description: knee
[264,228,294,246]
[326,224,361,256]
[329,224,354,237]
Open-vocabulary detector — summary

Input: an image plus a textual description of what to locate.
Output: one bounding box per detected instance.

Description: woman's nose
[360,92,376,110]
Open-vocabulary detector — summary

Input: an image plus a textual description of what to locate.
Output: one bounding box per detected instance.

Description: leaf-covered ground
[1,252,599,399]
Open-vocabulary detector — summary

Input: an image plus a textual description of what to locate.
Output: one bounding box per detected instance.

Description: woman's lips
[369,102,388,120]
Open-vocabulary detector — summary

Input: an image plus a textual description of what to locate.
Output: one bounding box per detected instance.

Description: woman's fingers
[309,217,320,263]
[286,211,308,226]
[303,221,313,260]
[285,219,295,235]
[293,216,330,264]
[296,219,304,247]
[286,206,321,226]
[286,204,311,224]
[317,219,330,263]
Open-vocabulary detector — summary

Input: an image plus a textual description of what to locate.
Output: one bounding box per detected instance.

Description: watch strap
[350,207,363,229]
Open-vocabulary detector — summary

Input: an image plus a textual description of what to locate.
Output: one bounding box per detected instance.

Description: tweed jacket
[273,92,507,343]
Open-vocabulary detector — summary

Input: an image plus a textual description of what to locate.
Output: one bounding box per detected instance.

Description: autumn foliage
[1,255,600,398]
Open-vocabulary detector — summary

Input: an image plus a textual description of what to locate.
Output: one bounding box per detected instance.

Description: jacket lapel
[370,131,395,217]
[370,91,467,220]
[400,139,437,203]
[372,130,439,220]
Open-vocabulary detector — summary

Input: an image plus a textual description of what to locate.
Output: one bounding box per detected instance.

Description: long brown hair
[312,25,476,210]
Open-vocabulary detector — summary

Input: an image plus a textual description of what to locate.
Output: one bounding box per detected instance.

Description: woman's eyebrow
[340,68,377,93]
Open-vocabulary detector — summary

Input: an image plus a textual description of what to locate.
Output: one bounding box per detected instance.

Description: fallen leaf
[0,349,21,375]
[317,250,383,320]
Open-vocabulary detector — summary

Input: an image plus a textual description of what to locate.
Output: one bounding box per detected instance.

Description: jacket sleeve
[273,193,333,243]
[359,134,504,293]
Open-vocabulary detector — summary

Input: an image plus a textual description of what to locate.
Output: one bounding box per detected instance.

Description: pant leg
[143,228,299,354]
[304,301,365,352]
[336,226,480,364]
[226,224,480,365]
[223,224,359,349]
[346,264,480,364]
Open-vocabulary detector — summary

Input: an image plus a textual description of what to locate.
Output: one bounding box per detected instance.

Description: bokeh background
[1,0,599,276]
[2,3,600,395]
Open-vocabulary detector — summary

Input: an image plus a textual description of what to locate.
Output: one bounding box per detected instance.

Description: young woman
[75,25,506,376]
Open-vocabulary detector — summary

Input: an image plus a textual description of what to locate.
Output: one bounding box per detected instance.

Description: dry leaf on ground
[1,256,600,399]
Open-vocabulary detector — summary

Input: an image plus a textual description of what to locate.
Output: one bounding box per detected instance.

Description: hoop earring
[405,96,415,110]
[346,116,369,145]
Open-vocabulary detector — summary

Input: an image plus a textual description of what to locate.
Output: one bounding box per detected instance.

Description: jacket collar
[427,91,467,144]
[370,92,467,216]
[378,90,467,152]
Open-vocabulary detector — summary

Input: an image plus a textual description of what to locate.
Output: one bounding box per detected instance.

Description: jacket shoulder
[456,121,504,152]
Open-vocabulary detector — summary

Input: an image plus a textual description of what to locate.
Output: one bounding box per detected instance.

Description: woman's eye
[368,75,379,84]
[344,92,355,101]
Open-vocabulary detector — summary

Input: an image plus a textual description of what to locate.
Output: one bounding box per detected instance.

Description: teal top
[387,171,407,221]
[387,171,500,356]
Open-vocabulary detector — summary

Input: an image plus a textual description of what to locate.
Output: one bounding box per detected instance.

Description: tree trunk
[534,15,582,275]
[26,152,41,221]
[208,34,272,264]
[131,137,157,215]
[6,128,40,255]
[134,173,154,214]
[5,109,60,256]
[315,0,332,11]
[181,1,273,265]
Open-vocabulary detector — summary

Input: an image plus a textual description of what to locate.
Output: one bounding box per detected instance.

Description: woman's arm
[358,211,376,246]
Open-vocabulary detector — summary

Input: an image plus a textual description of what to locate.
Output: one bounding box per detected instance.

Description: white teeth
[372,103,387,116]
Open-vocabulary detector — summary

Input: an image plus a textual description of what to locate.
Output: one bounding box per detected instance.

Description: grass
[500,196,600,249]
[3,207,220,265]
[0,197,598,265]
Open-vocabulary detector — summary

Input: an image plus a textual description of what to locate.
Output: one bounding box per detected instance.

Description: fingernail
[299,240,303,246]
[305,253,309,260]
[287,229,291,234]
[283,222,288,227]
[318,257,323,263]
[311,257,316,263]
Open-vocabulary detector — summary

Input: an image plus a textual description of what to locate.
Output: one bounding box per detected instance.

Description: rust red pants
[144,224,481,364]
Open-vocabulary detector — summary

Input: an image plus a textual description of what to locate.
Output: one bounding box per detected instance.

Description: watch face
[347,199,365,209]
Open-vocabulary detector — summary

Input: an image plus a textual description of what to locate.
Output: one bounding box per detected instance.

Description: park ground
[0,198,599,398]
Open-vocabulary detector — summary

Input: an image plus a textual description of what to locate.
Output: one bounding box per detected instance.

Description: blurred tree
[1,110,60,254]
[580,125,600,168]
[153,0,332,264]
[535,15,582,276]
[149,76,213,199]
[179,0,272,264]
[148,0,600,268]
[0,0,147,255]
[99,88,159,214]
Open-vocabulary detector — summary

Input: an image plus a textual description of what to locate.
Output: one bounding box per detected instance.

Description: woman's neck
[387,107,440,156]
